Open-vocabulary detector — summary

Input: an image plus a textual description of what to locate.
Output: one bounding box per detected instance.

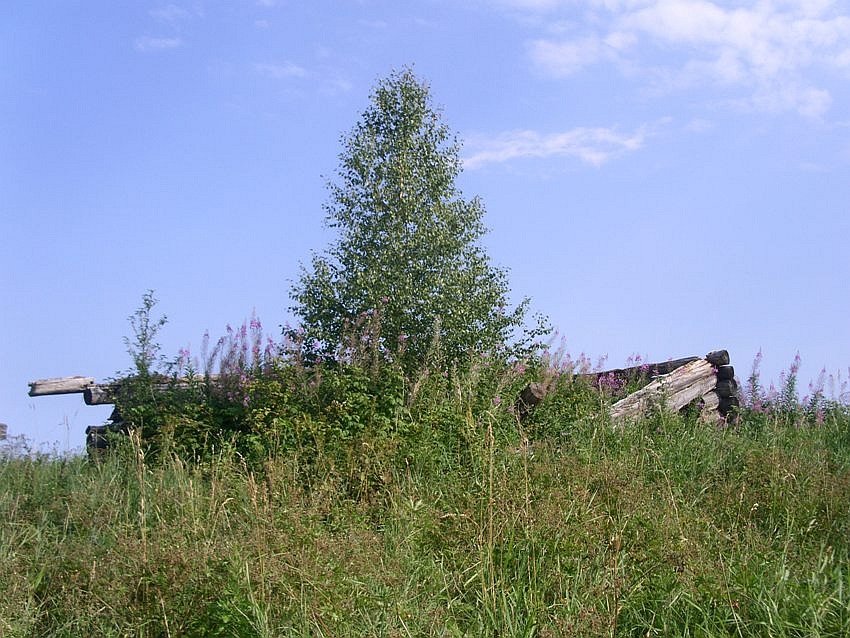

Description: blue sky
[2,0,849,451]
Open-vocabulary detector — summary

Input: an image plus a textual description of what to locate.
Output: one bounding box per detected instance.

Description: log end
[28,376,96,397]
[705,350,730,367]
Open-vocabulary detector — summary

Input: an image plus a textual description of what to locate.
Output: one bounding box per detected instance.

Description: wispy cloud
[134,36,183,52]
[503,0,850,118]
[463,125,648,169]
[255,61,309,79]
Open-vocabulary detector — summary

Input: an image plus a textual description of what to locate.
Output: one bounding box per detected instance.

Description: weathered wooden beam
[83,375,224,405]
[581,356,699,386]
[610,359,718,421]
[28,376,95,397]
[701,390,721,411]
[84,385,117,405]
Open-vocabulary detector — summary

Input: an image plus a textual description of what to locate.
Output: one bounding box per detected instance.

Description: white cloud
[255,61,308,79]
[134,36,183,52]
[511,0,850,117]
[463,126,647,168]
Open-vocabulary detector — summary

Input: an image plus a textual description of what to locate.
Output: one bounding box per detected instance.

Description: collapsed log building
[29,350,739,454]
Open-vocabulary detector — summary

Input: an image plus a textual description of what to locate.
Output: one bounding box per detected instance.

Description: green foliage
[524,373,603,439]
[291,68,530,371]
[124,289,167,378]
[4,400,850,636]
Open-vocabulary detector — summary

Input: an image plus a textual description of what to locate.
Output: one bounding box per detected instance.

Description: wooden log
[698,391,725,424]
[701,390,721,411]
[581,356,699,386]
[83,374,223,405]
[715,379,738,398]
[516,382,549,419]
[28,376,95,397]
[719,395,739,415]
[84,385,117,405]
[716,365,735,381]
[705,350,730,366]
[610,359,717,421]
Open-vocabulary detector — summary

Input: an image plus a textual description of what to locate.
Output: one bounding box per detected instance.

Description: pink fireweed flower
[177,347,191,369]
[264,337,276,361]
[790,352,801,377]
[598,372,624,393]
[595,354,608,372]
[766,383,778,404]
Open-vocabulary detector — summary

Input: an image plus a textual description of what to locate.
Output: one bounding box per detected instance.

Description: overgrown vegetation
[2,346,850,636]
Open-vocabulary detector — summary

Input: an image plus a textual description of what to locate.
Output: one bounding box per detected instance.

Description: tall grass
[5,298,850,635]
[2,352,850,636]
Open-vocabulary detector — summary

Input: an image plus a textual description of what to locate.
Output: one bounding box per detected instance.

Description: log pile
[517,350,740,424]
[609,351,739,423]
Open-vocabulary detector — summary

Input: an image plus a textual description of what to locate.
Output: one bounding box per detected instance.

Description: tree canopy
[291,68,528,370]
